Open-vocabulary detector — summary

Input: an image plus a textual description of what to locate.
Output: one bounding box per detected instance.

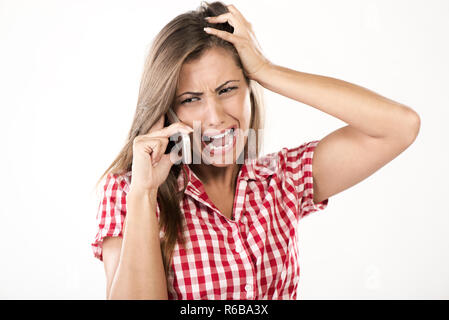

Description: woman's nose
[203,98,226,127]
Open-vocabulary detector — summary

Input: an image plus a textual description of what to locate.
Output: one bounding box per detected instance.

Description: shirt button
[245,284,252,292]
[235,244,242,253]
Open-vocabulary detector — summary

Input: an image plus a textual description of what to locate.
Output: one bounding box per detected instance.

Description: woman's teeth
[205,128,235,150]
[206,128,234,140]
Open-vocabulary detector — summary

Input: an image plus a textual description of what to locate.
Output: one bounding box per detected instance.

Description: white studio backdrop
[0,0,448,299]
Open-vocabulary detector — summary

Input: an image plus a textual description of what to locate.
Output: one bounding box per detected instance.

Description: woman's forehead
[178,54,242,90]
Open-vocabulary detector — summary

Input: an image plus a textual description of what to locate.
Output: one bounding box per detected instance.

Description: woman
[92,2,420,300]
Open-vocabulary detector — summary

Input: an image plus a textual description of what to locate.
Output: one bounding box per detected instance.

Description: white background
[0,0,448,299]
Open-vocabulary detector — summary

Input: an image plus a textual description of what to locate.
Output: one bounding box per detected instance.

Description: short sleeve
[280,140,329,219]
[91,172,162,261]
[91,173,129,261]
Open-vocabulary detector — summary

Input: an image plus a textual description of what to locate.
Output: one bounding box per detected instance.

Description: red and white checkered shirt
[92,140,329,299]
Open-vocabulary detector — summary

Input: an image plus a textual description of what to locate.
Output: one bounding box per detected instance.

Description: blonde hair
[95,1,265,277]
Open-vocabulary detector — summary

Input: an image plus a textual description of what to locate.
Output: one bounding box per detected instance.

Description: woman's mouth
[202,126,237,156]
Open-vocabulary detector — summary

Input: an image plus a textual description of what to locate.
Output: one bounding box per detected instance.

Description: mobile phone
[164,109,192,164]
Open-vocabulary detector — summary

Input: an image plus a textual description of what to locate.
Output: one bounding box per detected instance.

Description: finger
[145,121,193,139]
[204,27,234,43]
[160,122,194,138]
[154,153,176,170]
[226,4,246,21]
[205,13,235,27]
[227,4,242,17]
[148,137,168,165]
[226,4,251,26]
[134,136,167,164]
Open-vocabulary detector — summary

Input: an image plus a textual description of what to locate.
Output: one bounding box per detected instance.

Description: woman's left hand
[204,4,272,81]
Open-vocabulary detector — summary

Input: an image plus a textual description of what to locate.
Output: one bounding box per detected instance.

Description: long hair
[95,1,265,277]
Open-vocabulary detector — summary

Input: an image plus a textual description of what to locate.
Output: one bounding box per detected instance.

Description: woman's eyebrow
[176,80,240,98]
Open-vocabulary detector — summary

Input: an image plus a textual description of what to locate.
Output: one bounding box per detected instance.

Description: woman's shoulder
[249,140,320,176]
[276,140,320,159]
[99,170,132,195]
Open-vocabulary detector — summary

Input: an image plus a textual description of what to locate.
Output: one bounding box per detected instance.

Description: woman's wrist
[127,186,158,203]
[248,60,275,84]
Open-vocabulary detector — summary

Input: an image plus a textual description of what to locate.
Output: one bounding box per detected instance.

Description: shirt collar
[122,152,278,195]
[176,153,279,192]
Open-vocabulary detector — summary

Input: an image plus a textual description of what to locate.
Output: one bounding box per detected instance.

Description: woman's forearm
[108,188,168,300]
[254,63,419,142]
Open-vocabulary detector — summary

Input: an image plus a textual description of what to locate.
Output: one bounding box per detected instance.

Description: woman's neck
[189,163,241,191]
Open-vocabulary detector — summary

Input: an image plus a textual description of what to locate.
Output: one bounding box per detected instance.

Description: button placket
[230,222,255,299]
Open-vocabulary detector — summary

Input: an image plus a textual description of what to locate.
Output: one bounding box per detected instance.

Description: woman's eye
[181,87,238,104]
[180,97,198,105]
[219,86,237,95]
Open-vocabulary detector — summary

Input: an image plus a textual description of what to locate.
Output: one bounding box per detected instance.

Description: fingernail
[204,16,210,20]
[204,27,210,32]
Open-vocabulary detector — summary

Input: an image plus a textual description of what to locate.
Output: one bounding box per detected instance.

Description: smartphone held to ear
[164,109,192,164]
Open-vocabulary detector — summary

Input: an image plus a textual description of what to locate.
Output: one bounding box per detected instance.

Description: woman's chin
[191,147,242,167]
[207,160,234,167]
[201,152,236,166]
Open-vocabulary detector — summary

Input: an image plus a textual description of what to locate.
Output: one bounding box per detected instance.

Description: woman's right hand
[129,115,193,193]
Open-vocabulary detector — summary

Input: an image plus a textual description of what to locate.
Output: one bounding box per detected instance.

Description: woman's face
[173,47,252,167]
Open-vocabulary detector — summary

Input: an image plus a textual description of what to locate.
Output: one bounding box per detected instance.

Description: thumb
[155,152,181,172]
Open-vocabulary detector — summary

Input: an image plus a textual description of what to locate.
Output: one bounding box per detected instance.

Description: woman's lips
[203,125,237,140]
[202,126,237,146]
[201,126,237,155]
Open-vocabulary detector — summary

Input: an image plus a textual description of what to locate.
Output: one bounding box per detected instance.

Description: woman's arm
[253,63,421,203]
[203,6,420,204]
[107,188,168,300]
[254,64,420,140]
